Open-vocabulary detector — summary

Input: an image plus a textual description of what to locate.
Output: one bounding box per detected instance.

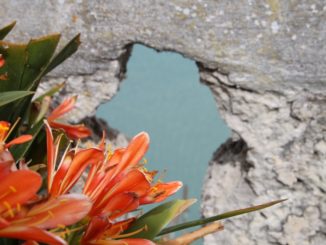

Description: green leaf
[0,34,60,92]
[0,21,16,40]
[20,34,60,89]
[43,33,81,75]
[10,120,44,161]
[27,34,80,92]
[0,35,60,122]
[158,199,286,236]
[32,96,51,123]
[0,91,34,107]
[0,42,26,91]
[124,199,196,240]
[33,82,65,102]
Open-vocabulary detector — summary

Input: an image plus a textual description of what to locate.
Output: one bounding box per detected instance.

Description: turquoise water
[96,45,230,240]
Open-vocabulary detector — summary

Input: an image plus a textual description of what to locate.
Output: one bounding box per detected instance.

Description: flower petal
[44,120,56,192]
[50,151,73,196]
[93,170,150,214]
[47,97,77,122]
[0,226,66,245]
[84,148,125,199]
[82,216,111,243]
[109,170,151,197]
[110,132,149,179]
[116,238,156,245]
[20,194,92,229]
[5,135,33,148]
[101,192,139,219]
[140,181,183,205]
[0,216,10,229]
[52,148,103,196]
[95,238,156,245]
[104,218,135,238]
[49,121,91,139]
[0,170,42,214]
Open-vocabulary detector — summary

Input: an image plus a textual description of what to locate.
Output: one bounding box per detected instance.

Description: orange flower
[88,169,151,217]
[45,121,103,197]
[0,169,92,244]
[83,132,182,217]
[83,132,151,217]
[43,126,182,243]
[0,121,32,152]
[0,121,33,180]
[83,132,150,199]
[47,96,91,139]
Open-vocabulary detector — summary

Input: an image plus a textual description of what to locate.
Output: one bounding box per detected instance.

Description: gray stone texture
[1,0,325,244]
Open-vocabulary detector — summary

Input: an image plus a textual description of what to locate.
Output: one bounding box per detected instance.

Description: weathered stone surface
[1,1,325,244]
[200,65,326,244]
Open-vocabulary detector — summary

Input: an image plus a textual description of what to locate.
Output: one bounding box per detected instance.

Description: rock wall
[1,1,325,244]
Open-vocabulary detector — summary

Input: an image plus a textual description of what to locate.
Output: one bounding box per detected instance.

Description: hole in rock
[96,44,230,229]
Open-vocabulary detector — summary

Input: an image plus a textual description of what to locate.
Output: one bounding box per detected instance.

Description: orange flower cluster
[0,121,91,244]
[45,121,181,244]
[0,97,182,245]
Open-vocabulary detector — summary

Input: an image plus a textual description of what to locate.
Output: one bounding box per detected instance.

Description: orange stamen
[28,211,55,227]
[109,225,148,239]
[56,225,85,238]
[16,203,21,212]
[0,186,18,200]
[3,201,15,218]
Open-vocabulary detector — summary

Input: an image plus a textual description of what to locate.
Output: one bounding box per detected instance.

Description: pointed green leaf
[124,199,196,240]
[0,34,60,121]
[33,82,65,102]
[0,22,16,40]
[158,199,286,236]
[0,34,60,92]
[0,91,34,107]
[43,33,81,75]
[31,96,51,124]
[0,42,26,91]
[20,34,61,90]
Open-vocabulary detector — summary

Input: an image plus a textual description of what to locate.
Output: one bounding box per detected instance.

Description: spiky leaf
[124,199,196,240]
[158,199,286,236]
[0,34,60,92]
[0,22,16,40]
[34,82,65,102]
[21,35,60,89]
[0,91,34,107]
[43,33,81,75]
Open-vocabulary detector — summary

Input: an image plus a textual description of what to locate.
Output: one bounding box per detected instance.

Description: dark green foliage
[0,22,80,162]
